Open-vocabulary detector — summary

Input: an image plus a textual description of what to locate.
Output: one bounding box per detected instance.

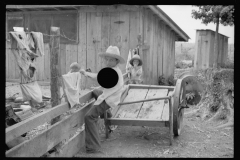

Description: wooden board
[114,88,149,119]
[86,12,98,88]
[95,12,102,73]
[44,43,50,80]
[152,15,158,85]
[78,12,87,89]
[157,19,162,79]
[6,101,94,157]
[109,12,120,47]
[137,88,168,120]
[50,129,85,157]
[161,90,174,121]
[59,44,66,76]
[118,11,130,72]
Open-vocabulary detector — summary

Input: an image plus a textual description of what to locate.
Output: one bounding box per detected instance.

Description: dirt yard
[5,81,234,158]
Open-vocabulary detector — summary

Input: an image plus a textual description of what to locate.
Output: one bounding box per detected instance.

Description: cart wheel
[173,79,186,136]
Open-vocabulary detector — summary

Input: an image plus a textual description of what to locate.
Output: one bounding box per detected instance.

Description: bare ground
[5,82,234,158]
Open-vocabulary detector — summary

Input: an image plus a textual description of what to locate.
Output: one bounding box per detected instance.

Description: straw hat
[130,54,142,66]
[99,46,125,64]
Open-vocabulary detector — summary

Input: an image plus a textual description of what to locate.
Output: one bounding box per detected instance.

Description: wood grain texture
[78,12,87,89]
[6,102,70,144]
[161,90,174,121]
[52,130,85,157]
[44,43,50,80]
[137,88,168,119]
[114,88,149,119]
[6,101,94,157]
[152,15,158,85]
[118,11,130,72]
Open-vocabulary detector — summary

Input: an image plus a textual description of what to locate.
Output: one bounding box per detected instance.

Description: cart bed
[113,86,173,121]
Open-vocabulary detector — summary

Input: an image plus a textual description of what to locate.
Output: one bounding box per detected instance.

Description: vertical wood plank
[101,12,111,68]
[152,15,158,85]
[65,44,72,73]
[44,43,50,81]
[209,31,215,68]
[78,12,87,89]
[160,21,164,78]
[9,49,16,79]
[149,12,154,85]
[196,34,202,70]
[60,44,66,76]
[206,32,211,68]
[162,23,168,79]
[72,45,78,67]
[86,12,98,88]
[118,11,130,72]
[142,8,149,84]
[172,32,175,77]
[50,27,61,107]
[95,12,102,73]
[194,31,199,69]
[157,20,161,79]
[109,12,120,47]
[169,30,173,77]
[223,37,228,65]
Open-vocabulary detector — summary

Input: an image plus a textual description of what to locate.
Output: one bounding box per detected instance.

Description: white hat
[99,46,125,64]
[130,54,143,66]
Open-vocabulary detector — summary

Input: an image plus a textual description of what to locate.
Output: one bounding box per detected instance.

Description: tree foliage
[191,5,234,26]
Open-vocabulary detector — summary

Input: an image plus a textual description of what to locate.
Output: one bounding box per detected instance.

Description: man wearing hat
[126,54,143,84]
[80,46,126,153]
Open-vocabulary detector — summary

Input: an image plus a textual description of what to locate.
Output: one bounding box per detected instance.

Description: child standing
[127,54,143,84]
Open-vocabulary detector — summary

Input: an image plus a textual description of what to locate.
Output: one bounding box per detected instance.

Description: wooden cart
[103,78,188,145]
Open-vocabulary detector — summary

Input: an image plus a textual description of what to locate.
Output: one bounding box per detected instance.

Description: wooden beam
[6,88,93,144]
[106,118,168,127]
[50,129,85,157]
[50,27,61,107]
[6,100,94,157]
[129,84,175,90]
[118,96,170,106]
[6,102,69,143]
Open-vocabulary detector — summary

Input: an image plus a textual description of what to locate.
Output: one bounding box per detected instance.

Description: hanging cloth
[62,72,82,108]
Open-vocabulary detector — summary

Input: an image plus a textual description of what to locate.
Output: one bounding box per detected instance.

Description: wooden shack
[6,5,190,88]
[194,29,228,69]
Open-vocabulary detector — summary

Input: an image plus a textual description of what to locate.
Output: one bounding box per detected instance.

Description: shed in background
[194,29,228,69]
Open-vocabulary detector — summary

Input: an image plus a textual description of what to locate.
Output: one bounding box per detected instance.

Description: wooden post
[50,27,61,125]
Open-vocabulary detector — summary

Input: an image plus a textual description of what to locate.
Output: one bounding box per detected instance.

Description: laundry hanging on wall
[9,31,45,107]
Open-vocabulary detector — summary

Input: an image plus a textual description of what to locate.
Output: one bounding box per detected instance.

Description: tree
[191,5,234,68]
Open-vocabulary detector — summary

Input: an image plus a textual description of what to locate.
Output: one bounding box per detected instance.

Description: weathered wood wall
[6,5,177,87]
[194,29,228,69]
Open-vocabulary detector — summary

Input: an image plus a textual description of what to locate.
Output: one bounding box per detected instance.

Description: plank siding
[152,15,158,85]
[6,6,185,88]
[78,12,87,89]
[118,11,130,73]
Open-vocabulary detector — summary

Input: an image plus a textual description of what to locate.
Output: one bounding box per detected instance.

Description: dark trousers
[84,89,110,150]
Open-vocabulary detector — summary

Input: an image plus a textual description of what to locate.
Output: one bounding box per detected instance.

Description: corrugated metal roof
[6,5,190,41]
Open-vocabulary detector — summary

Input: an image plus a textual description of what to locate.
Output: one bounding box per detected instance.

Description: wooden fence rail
[6,73,129,157]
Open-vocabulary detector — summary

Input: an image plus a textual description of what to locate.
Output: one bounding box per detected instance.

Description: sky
[158,5,235,44]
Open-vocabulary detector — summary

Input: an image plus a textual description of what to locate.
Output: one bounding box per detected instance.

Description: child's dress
[127,66,143,84]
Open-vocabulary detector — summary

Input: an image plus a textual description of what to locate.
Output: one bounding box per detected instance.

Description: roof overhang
[148,5,190,42]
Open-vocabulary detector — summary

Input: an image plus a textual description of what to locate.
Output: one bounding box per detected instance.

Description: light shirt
[94,64,125,109]
[128,66,143,81]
